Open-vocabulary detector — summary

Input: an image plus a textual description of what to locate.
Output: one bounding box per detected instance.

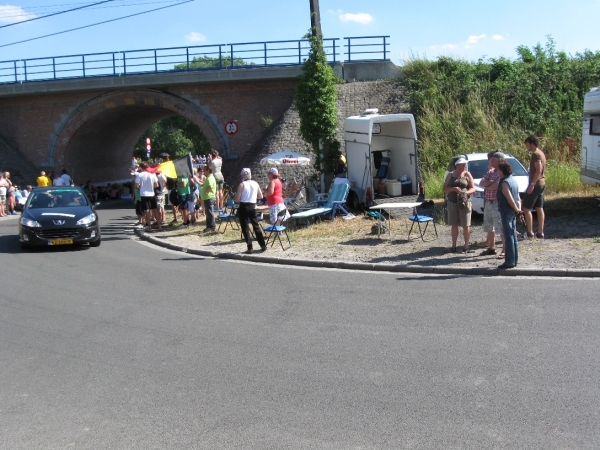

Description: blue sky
[1,0,599,64]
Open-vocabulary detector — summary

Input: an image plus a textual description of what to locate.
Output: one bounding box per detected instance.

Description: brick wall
[0,78,407,187]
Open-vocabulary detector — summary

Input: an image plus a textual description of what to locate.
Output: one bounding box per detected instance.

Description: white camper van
[343,109,420,209]
[581,86,600,186]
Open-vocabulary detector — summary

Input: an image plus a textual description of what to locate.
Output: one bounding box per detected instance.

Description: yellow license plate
[49,238,74,245]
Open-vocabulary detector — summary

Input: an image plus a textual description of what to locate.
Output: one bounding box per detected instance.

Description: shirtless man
[521,135,547,239]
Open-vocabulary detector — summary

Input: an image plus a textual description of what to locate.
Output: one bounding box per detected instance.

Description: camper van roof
[343,113,417,140]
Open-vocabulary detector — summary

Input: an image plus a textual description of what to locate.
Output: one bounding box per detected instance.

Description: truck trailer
[581,86,600,186]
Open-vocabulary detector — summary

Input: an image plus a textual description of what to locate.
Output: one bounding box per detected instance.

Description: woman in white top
[209,149,224,210]
[0,172,8,217]
[235,168,267,254]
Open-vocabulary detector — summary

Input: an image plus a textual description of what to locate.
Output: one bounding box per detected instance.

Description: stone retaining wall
[226,79,409,190]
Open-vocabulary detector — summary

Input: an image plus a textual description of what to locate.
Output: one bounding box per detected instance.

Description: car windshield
[28,189,89,208]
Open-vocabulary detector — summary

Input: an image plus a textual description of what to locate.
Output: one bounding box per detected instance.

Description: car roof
[456,152,517,161]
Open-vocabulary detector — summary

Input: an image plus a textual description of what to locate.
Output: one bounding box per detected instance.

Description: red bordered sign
[224,120,238,135]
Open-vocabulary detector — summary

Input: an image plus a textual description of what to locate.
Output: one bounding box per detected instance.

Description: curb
[134,230,600,278]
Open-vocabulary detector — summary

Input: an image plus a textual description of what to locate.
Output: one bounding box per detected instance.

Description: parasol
[260,151,311,166]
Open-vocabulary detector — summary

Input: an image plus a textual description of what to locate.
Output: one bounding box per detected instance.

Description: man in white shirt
[53,173,66,186]
[60,169,72,186]
[134,162,161,232]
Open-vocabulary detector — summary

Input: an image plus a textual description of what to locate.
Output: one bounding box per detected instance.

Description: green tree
[174,55,249,71]
[134,115,210,160]
[294,32,340,173]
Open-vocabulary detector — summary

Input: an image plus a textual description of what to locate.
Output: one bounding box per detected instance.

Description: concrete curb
[134,230,600,278]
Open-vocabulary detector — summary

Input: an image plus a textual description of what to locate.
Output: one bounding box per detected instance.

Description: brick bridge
[0,61,399,185]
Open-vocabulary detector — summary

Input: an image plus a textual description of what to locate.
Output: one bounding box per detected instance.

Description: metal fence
[0,36,389,85]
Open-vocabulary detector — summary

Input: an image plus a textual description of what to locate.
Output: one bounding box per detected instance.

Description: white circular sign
[224,120,238,135]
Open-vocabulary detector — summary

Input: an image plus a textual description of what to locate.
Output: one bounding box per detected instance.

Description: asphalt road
[1,203,599,449]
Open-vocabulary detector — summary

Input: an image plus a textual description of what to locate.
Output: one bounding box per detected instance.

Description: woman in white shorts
[264,167,290,224]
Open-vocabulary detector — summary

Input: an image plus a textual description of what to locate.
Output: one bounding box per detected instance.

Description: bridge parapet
[0,36,390,85]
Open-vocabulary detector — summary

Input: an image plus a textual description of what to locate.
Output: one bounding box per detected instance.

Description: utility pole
[309,0,322,38]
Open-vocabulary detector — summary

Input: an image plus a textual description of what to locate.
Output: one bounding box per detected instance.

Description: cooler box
[401,180,412,195]
[386,181,403,196]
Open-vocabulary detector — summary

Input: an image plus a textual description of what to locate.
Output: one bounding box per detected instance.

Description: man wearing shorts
[135,162,161,232]
[176,175,193,226]
[479,151,505,256]
[522,135,546,239]
[155,170,167,224]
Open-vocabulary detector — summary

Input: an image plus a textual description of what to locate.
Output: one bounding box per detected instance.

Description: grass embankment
[401,39,600,198]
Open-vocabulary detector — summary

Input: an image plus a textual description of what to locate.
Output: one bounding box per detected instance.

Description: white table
[369,202,422,239]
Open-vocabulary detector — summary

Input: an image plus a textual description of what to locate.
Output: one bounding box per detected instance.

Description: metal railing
[0,36,389,85]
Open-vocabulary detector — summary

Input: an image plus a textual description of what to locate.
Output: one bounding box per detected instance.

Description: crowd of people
[443,134,547,269]
[3,136,548,262]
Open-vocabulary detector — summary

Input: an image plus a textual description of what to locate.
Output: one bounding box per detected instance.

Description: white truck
[581,86,600,186]
[343,109,421,209]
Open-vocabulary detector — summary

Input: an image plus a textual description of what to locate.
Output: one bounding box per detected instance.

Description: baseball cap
[269,167,279,176]
[241,168,251,178]
[455,157,467,165]
[492,151,506,159]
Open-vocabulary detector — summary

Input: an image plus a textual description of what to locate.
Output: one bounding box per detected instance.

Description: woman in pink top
[264,167,289,224]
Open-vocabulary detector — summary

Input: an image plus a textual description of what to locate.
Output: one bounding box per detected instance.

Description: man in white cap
[235,168,267,254]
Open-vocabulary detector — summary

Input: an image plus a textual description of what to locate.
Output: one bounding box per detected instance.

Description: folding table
[368,202,422,240]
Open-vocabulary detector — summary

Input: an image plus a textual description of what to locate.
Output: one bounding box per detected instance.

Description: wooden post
[309,0,322,38]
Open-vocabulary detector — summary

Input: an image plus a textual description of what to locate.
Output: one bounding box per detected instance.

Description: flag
[156,154,194,179]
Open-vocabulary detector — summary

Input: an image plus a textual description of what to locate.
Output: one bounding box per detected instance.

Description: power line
[0,0,183,18]
[0,0,194,49]
[0,0,115,30]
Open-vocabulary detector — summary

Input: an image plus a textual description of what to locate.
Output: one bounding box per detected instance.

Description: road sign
[224,120,238,135]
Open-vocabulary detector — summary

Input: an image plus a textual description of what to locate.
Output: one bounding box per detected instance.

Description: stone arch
[49,89,229,182]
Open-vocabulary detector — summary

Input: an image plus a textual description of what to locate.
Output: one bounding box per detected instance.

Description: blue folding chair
[408,206,438,242]
[291,183,351,226]
[217,199,239,233]
[263,209,291,251]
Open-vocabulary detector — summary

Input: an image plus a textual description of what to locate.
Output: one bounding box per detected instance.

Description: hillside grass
[402,38,600,195]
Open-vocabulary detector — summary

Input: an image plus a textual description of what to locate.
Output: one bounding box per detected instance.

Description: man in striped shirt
[479,151,505,257]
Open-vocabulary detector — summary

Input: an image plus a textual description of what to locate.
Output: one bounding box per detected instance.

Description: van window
[591,118,600,136]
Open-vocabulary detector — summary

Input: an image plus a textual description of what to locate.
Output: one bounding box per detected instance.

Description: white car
[446,153,529,214]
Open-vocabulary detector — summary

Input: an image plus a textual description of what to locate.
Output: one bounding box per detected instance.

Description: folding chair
[375,156,390,179]
[217,199,239,233]
[263,209,291,251]
[408,206,438,242]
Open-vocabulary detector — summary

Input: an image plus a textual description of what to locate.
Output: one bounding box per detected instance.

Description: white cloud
[339,12,374,24]
[429,43,460,51]
[492,34,504,40]
[185,32,206,43]
[467,34,486,44]
[0,5,36,23]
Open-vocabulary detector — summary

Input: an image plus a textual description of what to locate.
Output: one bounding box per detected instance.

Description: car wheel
[89,238,101,247]
[347,191,361,211]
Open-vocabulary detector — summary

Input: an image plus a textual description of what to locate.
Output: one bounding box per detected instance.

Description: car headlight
[473,191,484,198]
[76,213,97,225]
[20,217,41,228]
